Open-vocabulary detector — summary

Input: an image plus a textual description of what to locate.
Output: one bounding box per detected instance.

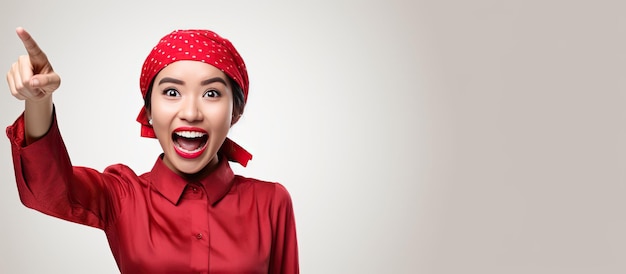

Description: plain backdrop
[1,0,626,273]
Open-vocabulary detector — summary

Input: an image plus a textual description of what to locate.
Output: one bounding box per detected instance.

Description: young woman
[5,27,299,273]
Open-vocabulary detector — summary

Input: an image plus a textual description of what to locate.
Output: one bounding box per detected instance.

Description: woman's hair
[143,75,246,119]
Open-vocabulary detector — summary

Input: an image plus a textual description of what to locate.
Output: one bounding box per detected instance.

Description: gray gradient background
[1,0,625,273]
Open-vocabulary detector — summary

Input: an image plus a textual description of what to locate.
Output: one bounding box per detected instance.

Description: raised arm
[6,27,61,145]
[5,29,129,229]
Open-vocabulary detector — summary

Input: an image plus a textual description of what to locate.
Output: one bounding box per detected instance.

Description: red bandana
[136,29,252,167]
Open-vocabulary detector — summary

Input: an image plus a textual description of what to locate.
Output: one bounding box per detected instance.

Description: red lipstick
[172,127,208,159]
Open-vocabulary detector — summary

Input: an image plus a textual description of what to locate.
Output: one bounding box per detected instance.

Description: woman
[5,27,299,273]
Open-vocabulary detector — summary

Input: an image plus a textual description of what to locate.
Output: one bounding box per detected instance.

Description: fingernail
[32,79,39,87]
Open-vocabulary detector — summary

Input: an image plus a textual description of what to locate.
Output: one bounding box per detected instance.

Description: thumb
[30,72,61,93]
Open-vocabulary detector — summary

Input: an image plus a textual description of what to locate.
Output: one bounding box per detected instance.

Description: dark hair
[144,76,245,119]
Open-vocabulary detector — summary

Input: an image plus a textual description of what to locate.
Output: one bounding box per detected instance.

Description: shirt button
[195,233,203,239]
[191,187,198,193]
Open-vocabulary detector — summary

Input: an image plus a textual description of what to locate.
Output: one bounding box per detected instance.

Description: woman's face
[149,60,234,177]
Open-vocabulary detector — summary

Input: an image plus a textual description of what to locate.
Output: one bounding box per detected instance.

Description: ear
[146,109,153,126]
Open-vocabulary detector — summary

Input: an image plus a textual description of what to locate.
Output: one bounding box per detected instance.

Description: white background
[1,0,625,273]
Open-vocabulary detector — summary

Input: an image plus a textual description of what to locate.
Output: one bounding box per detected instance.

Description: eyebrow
[158,77,184,85]
[201,77,227,86]
[158,77,227,86]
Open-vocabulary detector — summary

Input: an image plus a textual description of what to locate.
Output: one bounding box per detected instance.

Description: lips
[172,127,208,159]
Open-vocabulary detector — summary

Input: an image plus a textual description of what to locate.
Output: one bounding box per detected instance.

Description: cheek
[149,102,174,138]
[206,104,233,128]
[203,95,234,121]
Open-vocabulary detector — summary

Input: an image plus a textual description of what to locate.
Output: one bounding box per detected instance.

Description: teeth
[175,131,206,138]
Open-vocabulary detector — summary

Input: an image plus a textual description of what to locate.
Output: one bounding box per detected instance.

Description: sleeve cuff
[6,106,58,150]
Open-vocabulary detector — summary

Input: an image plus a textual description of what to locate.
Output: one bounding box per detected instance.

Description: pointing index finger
[16,27,47,64]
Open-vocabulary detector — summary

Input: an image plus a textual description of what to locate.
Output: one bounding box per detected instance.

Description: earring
[148,118,153,125]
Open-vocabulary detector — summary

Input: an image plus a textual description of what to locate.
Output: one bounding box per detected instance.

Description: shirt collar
[149,154,235,205]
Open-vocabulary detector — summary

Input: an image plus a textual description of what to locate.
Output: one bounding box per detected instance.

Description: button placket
[188,187,210,270]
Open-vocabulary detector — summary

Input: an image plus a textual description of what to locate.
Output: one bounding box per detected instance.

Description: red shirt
[6,113,299,274]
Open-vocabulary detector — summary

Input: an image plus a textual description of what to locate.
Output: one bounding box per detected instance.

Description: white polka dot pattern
[139,29,248,100]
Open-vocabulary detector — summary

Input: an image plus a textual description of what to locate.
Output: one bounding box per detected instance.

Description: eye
[163,88,180,97]
[203,89,221,98]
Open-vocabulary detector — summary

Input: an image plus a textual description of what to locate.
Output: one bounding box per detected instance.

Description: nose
[177,96,203,122]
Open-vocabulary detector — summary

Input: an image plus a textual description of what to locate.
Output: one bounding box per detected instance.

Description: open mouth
[172,130,209,159]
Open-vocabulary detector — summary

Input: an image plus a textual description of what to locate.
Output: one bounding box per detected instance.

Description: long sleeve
[269,183,299,274]
[6,111,129,230]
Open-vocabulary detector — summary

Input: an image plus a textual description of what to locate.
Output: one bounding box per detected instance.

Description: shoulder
[98,163,147,186]
[233,175,293,204]
[102,163,139,177]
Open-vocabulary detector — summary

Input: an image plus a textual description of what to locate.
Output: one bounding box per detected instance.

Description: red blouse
[6,113,299,274]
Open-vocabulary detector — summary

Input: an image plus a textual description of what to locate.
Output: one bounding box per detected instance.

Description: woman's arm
[269,183,300,274]
[7,112,130,229]
[6,28,128,229]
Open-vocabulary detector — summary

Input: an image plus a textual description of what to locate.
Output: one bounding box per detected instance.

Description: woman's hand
[7,27,60,144]
[6,27,61,101]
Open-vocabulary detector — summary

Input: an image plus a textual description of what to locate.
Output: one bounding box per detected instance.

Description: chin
[170,150,220,176]
[160,137,223,177]
[176,157,211,174]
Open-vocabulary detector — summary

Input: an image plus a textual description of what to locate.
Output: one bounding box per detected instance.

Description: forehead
[155,60,227,80]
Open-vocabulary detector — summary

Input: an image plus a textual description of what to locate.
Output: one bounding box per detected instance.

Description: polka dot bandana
[136,29,252,167]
